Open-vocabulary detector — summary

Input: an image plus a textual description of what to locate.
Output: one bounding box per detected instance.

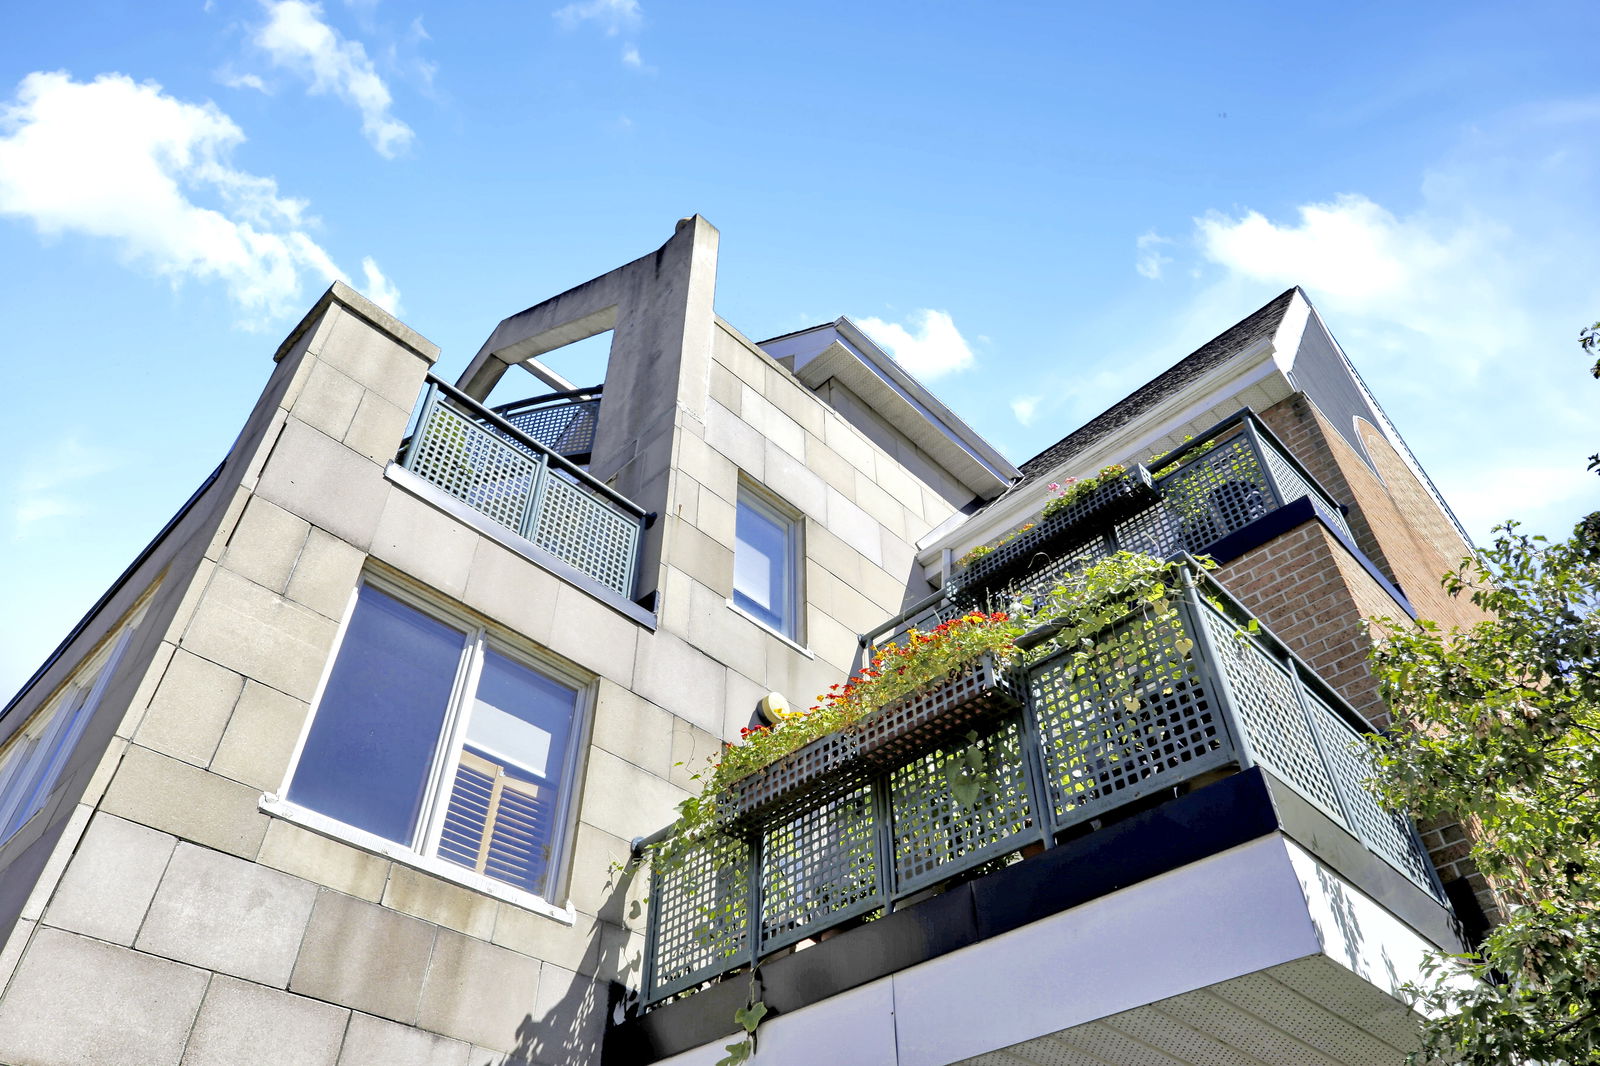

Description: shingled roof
[1014,287,1298,486]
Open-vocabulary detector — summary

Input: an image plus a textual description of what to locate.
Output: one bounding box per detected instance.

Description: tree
[1365,328,1600,1064]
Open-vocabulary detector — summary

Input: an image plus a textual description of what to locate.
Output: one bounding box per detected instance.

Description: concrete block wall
[654,316,960,742]
[0,286,663,1065]
[0,228,975,1063]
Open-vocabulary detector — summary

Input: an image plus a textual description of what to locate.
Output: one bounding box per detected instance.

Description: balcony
[633,565,1444,1016]
[950,409,1354,608]
[397,376,651,600]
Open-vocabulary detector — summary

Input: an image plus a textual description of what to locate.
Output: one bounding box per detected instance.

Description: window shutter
[438,750,555,896]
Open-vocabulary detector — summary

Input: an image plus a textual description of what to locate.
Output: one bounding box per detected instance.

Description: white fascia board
[1271,287,1314,380]
[918,338,1290,568]
[1283,838,1464,1003]
[762,319,1020,498]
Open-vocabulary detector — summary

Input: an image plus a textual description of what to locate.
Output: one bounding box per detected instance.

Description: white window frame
[732,482,804,644]
[264,576,592,920]
[0,606,143,845]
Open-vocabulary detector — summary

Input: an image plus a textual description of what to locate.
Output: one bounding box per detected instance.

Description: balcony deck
[396,376,650,600]
[632,566,1446,1022]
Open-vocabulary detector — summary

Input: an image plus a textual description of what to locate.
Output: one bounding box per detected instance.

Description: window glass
[288,585,465,845]
[287,581,586,902]
[0,602,143,846]
[734,488,797,637]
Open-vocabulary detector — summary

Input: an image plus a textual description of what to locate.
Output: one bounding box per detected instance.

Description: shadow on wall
[480,859,646,1065]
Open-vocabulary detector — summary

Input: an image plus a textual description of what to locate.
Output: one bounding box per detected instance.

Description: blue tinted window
[288,586,464,844]
[734,490,795,636]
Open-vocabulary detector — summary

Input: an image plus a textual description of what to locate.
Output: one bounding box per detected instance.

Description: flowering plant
[665,612,1022,848]
[956,524,1035,569]
[1040,464,1127,519]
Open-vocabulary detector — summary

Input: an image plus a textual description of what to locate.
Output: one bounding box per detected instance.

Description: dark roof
[1014,287,1297,485]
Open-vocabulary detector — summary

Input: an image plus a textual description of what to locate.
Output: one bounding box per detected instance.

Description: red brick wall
[1232,394,1502,928]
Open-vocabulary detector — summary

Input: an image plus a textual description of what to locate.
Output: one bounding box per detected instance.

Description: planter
[727,730,860,824]
[954,466,1160,595]
[725,654,1022,824]
[850,653,1022,769]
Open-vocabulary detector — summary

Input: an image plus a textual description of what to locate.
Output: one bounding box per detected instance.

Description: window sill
[725,600,814,659]
[258,793,577,926]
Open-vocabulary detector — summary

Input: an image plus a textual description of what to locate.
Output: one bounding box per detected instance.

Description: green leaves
[1366,508,1600,1064]
[734,1000,768,1033]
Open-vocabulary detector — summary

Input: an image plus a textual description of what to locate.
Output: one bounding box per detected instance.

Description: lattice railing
[942,410,1354,612]
[642,568,1444,1007]
[399,379,649,598]
[493,390,602,460]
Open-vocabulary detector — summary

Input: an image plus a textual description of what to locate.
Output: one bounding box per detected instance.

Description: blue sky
[2,1,1597,696]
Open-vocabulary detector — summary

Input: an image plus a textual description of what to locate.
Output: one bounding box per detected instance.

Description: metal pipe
[858,586,954,647]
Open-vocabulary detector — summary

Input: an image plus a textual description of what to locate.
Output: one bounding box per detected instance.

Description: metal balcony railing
[399,376,650,599]
[491,386,603,463]
[639,565,1443,1007]
[943,410,1354,615]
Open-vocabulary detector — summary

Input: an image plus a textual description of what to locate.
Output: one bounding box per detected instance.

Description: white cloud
[556,0,645,68]
[360,255,401,313]
[1135,230,1172,280]
[554,0,641,35]
[254,0,413,157]
[0,70,394,324]
[220,70,269,93]
[1180,103,1600,541]
[13,436,120,540]
[1011,395,1041,426]
[1195,193,1527,372]
[857,309,976,380]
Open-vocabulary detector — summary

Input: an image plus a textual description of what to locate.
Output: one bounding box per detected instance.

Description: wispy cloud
[360,255,400,314]
[13,436,120,540]
[1011,395,1042,426]
[857,309,977,380]
[555,0,646,69]
[254,0,413,157]
[554,0,640,34]
[0,71,400,324]
[1135,230,1172,280]
[219,70,270,93]
[1179,101,1600,539]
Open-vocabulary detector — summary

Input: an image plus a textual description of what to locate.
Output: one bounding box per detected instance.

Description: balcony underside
[607,768,1461,1065]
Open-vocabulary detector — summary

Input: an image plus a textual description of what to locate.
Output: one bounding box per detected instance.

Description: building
[0,217,1490,1066]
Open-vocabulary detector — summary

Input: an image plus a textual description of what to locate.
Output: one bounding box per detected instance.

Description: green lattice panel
[530,472,639,596]
[1158,435,1272,546]
[1198,607,1345,820]
[757,783,882,952]
[1028,608,1233,831]
[647,833,751,1002]
[1305,691,1444,900]
[888,719,1036,895]
[409,403,540,531]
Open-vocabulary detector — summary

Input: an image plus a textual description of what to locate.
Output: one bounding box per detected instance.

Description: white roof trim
[761,318,1020,499]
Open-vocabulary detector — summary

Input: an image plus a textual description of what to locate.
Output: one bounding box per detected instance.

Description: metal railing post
[1240,415,1286,510]
[399,381,440,470]
[1285,656,1359,837]
[871,774,897,913]
[518,453,550,544]
[1175,573,1255,772]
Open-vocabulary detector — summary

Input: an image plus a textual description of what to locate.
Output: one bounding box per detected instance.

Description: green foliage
[1041,464,1128,519]
[956,522,1036,569]
[1584,322,1599,475]
[1366,513,1600,1065]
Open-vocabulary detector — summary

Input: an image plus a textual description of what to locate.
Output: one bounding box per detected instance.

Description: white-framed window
[0,606,143,845]
[733,483,802,641]
[281,579,589,903]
